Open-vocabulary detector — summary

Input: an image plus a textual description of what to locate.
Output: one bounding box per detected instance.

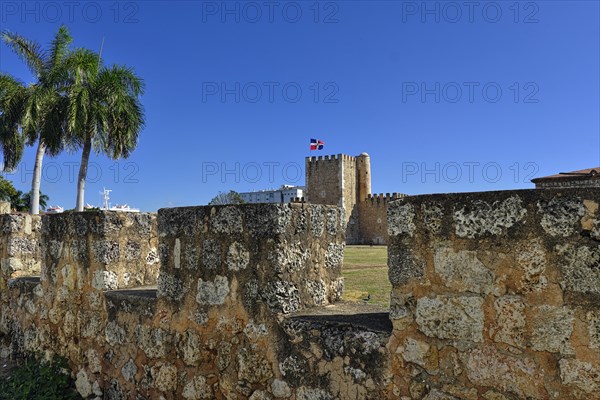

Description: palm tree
[9,190,27,212]
[21,191,49,211]
[1,26,72,214]
[67,53,145,212]
[0,74,27,171]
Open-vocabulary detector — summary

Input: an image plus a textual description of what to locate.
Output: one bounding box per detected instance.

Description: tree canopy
[208,191,245,205]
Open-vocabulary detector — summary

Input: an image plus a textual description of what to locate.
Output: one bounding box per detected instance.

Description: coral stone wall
[0,214,41,288]
[0,204,390,400]
[387,188,600,399]
[42,211,160,290]
[157,203,345,314]
[0,212,159,359]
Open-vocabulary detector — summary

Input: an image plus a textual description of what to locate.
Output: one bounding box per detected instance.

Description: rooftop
[531,167,600,183]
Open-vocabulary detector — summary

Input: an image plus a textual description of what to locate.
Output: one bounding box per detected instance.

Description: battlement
[364,192,407,204]
[306,153,358,163]
[1,204,350,399]
[3,189,600,398]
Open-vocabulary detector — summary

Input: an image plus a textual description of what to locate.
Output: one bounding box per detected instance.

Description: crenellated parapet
[307,153,341,162]
[3,188,600,398]
[364,192,407,205]
[157,203,345,316]
[0,204,374,400]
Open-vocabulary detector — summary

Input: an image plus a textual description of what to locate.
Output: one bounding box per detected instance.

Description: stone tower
[305,153,372,243]
[357,153,371,203]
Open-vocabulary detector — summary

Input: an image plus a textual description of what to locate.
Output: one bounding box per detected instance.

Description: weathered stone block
[415,295,484,342]
[398,337,438,373]
[388,249,425,286]
[538,197,585,237]
[211,206,243,234]
[422,202,444,234]
[182,375,213,399]
[262,281,301,313]
[324,243,344,269]
[0,201,10,214]
[226,241,250,271]
[490,296,525,348]
[515,239,548,292]
[433,247,494,294]
[587,311,600,349]
[559,359,600,396]
[556,243,600,295]
[453,195,526,238]
[196,276,230,305]
[423,389,459,400]
[388,203,416,237]
[529,305,574,354]
[466,346,547,399]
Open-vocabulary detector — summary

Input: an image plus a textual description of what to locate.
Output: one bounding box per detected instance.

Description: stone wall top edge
[157,202,341,214]
[391,187,600,205]
[40,210,156,218]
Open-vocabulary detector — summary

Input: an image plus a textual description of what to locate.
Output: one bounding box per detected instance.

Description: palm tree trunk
[30,141,46,215]
[76,136,92,212]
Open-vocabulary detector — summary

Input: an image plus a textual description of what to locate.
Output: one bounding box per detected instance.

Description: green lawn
[343,245,388,266]
[342,245,390,308]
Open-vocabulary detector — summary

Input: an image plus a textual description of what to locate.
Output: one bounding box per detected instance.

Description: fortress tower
[304,153,405,244]
[357,153,371,202]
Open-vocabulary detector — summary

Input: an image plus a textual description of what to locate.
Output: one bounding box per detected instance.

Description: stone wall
[0,211,159,359]
[42,211,160,290]
[387,188,600,399]
[0,214,41,289]
[356,194,407,245]
[7,188,600,399]
[0,204,394,399]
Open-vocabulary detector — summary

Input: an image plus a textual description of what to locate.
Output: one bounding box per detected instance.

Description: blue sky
[0,1,598,211]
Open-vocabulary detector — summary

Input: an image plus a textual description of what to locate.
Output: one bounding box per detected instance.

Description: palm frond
[0,73,25,99]
[0,115,25,171]
[97,65,145,98]
[1,31,46,76]
[40,93,68,156]
[65,48,101,85]
[45,25,73,72]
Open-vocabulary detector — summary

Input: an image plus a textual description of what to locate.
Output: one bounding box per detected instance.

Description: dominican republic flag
[310,138,325,150]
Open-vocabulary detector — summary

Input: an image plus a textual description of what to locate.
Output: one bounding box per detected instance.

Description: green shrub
[0,357,82,400]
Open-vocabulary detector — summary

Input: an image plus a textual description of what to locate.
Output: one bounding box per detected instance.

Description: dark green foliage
[0,357,82,400]
[0,176,48,211]
[19,191,49,211]
[209,190,246,205]
[0,175,18,202]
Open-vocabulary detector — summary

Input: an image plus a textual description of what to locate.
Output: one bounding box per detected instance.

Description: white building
[239,185,304,204]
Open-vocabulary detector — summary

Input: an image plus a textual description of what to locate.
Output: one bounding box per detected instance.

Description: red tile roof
[531,168,600,183]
